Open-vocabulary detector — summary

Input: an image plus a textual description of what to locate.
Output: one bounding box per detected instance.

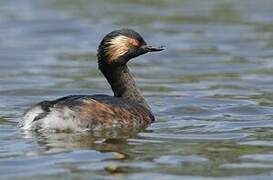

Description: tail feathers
[32,101,53,121]
[18,101,54,130]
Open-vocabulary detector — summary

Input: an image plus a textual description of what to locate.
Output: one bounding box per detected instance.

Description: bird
[18,29,164,132]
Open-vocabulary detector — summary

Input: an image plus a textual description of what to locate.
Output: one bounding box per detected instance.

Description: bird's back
[18,95,154,131]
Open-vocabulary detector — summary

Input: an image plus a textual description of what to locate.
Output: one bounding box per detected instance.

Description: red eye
[129,39,140,48]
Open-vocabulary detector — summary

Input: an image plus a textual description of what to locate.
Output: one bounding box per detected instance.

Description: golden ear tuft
[105,35,130,63]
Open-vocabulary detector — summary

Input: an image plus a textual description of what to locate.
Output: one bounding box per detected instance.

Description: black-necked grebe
[18,29,164,131]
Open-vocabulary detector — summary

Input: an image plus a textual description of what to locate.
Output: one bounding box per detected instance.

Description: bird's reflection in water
[19,128,154,174]
[20,128,145,159]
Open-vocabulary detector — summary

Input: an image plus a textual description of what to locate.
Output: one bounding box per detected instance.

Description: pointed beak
[142,45,165,52]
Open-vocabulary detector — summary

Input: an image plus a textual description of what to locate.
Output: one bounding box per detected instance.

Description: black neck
[100,65,150,110]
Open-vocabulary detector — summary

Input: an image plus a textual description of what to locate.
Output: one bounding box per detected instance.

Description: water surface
[1,0,273,179]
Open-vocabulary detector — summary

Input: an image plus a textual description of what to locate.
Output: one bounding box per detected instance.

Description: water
[1,0,273,179]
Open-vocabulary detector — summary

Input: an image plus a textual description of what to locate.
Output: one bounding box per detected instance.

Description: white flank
[19,105,86,132]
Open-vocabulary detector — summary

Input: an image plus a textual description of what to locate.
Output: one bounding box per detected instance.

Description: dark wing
[31,95,85,122]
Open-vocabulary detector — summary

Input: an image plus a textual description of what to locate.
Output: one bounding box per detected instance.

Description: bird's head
[97,29,164,70]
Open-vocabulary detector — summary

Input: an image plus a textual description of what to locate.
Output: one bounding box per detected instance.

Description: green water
[1,0,273,179]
